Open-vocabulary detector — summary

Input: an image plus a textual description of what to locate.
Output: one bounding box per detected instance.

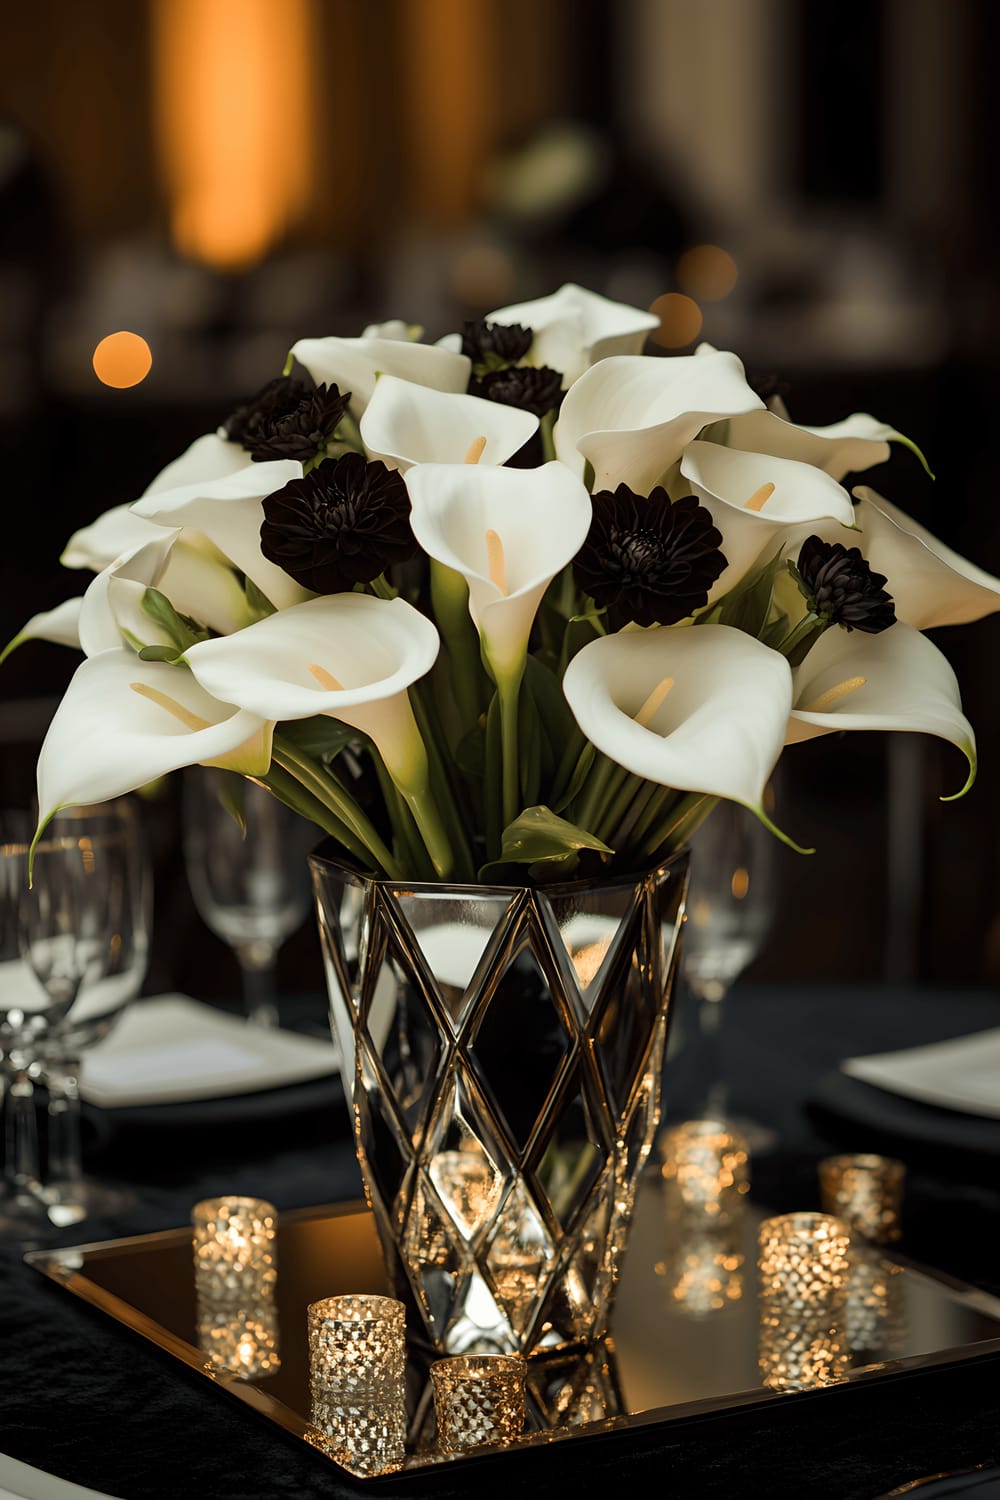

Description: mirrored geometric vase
[310,847,689,1361]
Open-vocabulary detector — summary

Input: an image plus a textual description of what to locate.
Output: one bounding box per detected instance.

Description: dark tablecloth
[2,984,999,1500]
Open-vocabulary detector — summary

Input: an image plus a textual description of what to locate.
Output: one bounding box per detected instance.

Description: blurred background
[1,0,999,998]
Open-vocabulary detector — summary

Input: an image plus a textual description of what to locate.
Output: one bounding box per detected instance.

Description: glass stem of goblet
[45,1052,83,1189]
[3,1047,42,1204]
[695,986,730,1121]
[237,943,279,1029]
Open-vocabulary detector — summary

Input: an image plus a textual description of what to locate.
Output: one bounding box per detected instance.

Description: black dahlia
[260,453,415,593]
[573,486,727,628]
[460,318,533,370]
[470,365,564,418]
[793,536,896,633]
[223,376,349,464]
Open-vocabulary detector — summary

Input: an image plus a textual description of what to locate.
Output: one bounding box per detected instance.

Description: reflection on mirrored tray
[26,1174,1000,1480]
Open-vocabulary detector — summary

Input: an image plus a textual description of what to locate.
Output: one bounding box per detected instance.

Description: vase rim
[307,839,689,896]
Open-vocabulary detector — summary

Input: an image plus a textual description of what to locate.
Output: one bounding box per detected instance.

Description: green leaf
[454,719,486,778]
[712,546,784,637]
[551,740,595,814]
[279,715,363,763]
[479,805,613,883]
[524,654,577,775]
[142,588,208,652]
[244,578,277,621]
[137,643,185,664]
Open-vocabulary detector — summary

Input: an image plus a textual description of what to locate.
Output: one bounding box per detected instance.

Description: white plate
[0,1452,122,1500]
[841,1026,1000,1119]
[78,995,340,1109]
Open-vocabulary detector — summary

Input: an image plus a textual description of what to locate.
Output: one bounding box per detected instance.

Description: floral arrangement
[11,283,996,885]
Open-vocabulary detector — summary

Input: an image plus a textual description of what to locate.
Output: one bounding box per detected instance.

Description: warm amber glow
[731,866,750,900]
[151,0,315,270]
[677,245,739,302]
[93,332,152,389]
[649,293,703,348]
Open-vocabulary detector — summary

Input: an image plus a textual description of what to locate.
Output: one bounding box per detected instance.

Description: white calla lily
[555,350,764,491]
[36,650,273,832]
[787,621,976,797]
[487,282,659,384]
[184,594,451,875]
[143,431,253,494]
[563,623,792,813]
[62,503,170,571]
[290,335,470,420]
[714,409,895,482]
[0,597,84,665]
[850,488,1000,629]
[359,376,538,472]
[78,534,179,658]
[405,461,591,681]
[680,440,857,600]
[131,460,308,612]
[361,320,423,341]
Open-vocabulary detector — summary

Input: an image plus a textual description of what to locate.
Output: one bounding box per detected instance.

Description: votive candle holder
[308,1294,406,1395]
[659,1119,750,1224]
[430,1353,526,1452]
[758,1211,851,1311]
[818,1153,905,1244]
[191,1196,278,1300]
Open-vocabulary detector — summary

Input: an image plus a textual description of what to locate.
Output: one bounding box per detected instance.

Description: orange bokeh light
[92,332,153,388]
[677,245,739,302]
[649,293,703,349]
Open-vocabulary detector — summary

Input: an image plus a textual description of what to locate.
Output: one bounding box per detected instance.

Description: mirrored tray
[26,1175,1000,1481]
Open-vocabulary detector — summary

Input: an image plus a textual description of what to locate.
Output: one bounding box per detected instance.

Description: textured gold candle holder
[191,1196,278,1300]
[308,1294,406,1395]
[308,1382,407,1477]
[758,1212,851,1311]
[430,1354,526,1452]
[655,1220,746,1316]
[758,1304,849,1391]
[196,1292,281,1380]
[844,1252,907,1356]
[818,1153,905,1244]
[659,1119,750,1224]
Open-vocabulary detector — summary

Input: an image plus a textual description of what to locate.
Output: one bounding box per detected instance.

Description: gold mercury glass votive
[430,1354,527,1452]
[758,1303,850,1392]
[660,1118,751,1224]
[758,1211,851,1312]
[308,1294,406,1394]
[818,1153,905,1244]
[191,1196,278,1300]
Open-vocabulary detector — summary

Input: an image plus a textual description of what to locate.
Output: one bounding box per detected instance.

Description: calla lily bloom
[713,409,896,483]
[36,650,273,832]
[184,593,448,873]
[359,376,538,472]
[405,461,592,682]
[62,503,169,572]
[289,335,470,421]
[131,460,308,612]
[77,534,180,658]
[680,440,857,600]
[145,431,255,493]
[0,597,83,664]
[850,488,1000,629]
[787,621,976,797]
[487,283,660,385]
[562,623,792,814]
[555,350,765,492]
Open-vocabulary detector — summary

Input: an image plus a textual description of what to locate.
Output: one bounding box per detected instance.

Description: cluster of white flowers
[11,284,997,883]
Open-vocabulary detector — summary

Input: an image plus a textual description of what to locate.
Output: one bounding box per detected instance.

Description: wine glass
[20,801,150,1225]
[181,769,315,1028]
[680,794,778,1133]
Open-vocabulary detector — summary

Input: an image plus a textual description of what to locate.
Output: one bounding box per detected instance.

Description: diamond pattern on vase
[311,849,689,1358]
[539,881,642,1021]
[390,889,517,1034]
[525,1341,624,1428]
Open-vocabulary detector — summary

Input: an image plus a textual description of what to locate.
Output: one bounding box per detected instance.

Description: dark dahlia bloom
[471,365,564,418]
[260,453,415,592]
[460,318,533,368]
[223,376,349,463]
[573,486,727,627]
[795,535,896,633]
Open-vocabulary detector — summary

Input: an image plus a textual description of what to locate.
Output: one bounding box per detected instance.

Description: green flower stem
[368,574,398,601]
[408,683,476,882]
[573,752,624,835]
[498,669,524,833]
[540,409,558,463]
[641,791,715,861]
[551,724,589,806]
[271,734,403,879]
[430,560,486,730]
[629,782,676,849]
[261,763,373,869]
[774,610,827,667]
[396,770,454,881]
[369,753,434,880]
[611,776,661,854]
[594,770,648,848]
